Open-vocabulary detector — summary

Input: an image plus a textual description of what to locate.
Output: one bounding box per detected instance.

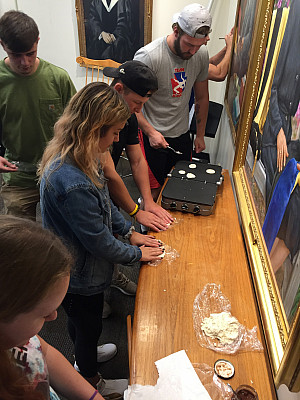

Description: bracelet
[124,225,135,240]
[89,390,98,400]
[129,203,139,217]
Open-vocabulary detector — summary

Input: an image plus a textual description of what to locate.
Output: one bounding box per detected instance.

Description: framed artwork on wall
[75,0,153,63]
[231,0,300,391]
[224,0,260,142]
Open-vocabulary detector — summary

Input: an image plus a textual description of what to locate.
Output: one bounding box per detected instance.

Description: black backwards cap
[103,60,158,97]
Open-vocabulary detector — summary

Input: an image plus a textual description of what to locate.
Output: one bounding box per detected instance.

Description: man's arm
[126,144,173,223]
[103,152,169,231]
[208,31,233,82]
[135,112,168,149]
[193,80,209,153]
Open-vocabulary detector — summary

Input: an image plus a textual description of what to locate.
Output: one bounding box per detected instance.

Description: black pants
[62,292,104,377]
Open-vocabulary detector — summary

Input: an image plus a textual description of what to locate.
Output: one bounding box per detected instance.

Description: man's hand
[135,209,169,232]
[101,31,116,44]
[143,201,173,224]
[148,130,169,149]
[225,30,233,49]
[0,156,18,173]
[194,135,206,154]
[277,128,289,172]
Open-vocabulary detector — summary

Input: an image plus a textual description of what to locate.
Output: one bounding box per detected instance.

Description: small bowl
[214,359,235,379]
[235,384,258,399]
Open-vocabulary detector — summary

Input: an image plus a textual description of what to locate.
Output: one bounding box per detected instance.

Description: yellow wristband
[129,203,139,216]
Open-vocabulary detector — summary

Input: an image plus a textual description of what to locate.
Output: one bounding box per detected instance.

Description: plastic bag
[167,216,184,229]
[147,242,179,267]
[193,363,233,400]
[193,283,263,354]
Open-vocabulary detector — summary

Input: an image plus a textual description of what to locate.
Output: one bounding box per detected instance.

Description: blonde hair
[38,82,130,187]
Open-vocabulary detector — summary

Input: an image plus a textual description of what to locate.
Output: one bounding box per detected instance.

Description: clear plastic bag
[193,363,233,400]
[193,283,263,354]
[167,216,184,229]
[147,243,179,267]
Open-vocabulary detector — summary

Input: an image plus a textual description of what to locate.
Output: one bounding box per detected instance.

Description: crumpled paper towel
[124,350,212,399]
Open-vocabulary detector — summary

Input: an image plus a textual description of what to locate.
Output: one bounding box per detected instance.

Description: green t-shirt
[0,58,76,187]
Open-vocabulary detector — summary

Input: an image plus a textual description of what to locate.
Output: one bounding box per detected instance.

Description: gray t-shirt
[134,37,209,138]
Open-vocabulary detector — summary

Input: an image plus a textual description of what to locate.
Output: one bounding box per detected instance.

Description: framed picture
[232,0,300,391]
[224,0,261,142]
[75,0,153,63]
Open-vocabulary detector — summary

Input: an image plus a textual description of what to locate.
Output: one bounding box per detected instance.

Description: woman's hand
[139,245,164,262]
[130,231,160,247]
[277,128,289,172]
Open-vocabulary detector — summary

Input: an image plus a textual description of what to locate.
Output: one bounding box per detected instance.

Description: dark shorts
[139,131,192,188]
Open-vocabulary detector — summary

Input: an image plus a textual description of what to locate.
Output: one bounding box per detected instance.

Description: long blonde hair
[38,82,130,187]
[0,215,73,399]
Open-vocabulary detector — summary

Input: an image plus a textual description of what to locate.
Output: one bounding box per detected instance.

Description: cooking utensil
[227,383,239,399]
[167,145,183,155]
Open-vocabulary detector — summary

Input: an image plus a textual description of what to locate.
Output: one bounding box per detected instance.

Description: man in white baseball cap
[134,3,212,200]
[177,3,212,39]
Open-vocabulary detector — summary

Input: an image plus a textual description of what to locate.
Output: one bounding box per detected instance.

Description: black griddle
[161,160,223,215]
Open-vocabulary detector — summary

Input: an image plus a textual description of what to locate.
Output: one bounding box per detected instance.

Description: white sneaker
[97,377,128,398]
[74,343,117,372]
[97,343,117,362]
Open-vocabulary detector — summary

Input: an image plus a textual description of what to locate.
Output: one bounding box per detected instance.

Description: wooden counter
[129,171,276,399]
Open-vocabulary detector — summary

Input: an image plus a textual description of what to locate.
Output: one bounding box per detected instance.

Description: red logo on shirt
[171,70,187,97]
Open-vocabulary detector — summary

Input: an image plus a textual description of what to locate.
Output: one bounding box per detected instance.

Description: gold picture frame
[231,0,300,392]
[75,0,153,63]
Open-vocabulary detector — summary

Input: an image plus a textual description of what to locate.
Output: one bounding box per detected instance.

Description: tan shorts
[1,185,40,221]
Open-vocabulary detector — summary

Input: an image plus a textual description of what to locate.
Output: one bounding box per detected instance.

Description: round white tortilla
[189,163,197,169]
[178,170,186,175]
[186,173,196,179]
[206,168,216,174]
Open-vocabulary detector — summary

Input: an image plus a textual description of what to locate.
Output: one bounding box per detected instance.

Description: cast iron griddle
[161,161,222,215]
[170,160,222,184]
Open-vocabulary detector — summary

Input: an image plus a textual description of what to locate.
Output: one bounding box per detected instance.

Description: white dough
[206,168,216,174]
[201,311,240,345]
[189,163,197,169]
[186,173,196,179]
[178,170,186,174]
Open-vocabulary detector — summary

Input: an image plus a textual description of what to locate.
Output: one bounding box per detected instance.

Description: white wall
[0,0,236,171]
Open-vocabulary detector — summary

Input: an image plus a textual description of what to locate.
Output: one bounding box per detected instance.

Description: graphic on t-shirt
[11,337,51,399]
[171,69,187,97]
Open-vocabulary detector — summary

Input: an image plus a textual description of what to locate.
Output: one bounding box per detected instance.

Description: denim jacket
[40,158,142,295]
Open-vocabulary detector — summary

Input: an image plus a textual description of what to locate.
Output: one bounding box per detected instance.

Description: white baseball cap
[177,3,212,38]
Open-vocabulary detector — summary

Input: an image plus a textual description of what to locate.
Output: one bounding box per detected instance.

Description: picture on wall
[244,0,300,325]
[225,0,259,141]
[75,0,153,64]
